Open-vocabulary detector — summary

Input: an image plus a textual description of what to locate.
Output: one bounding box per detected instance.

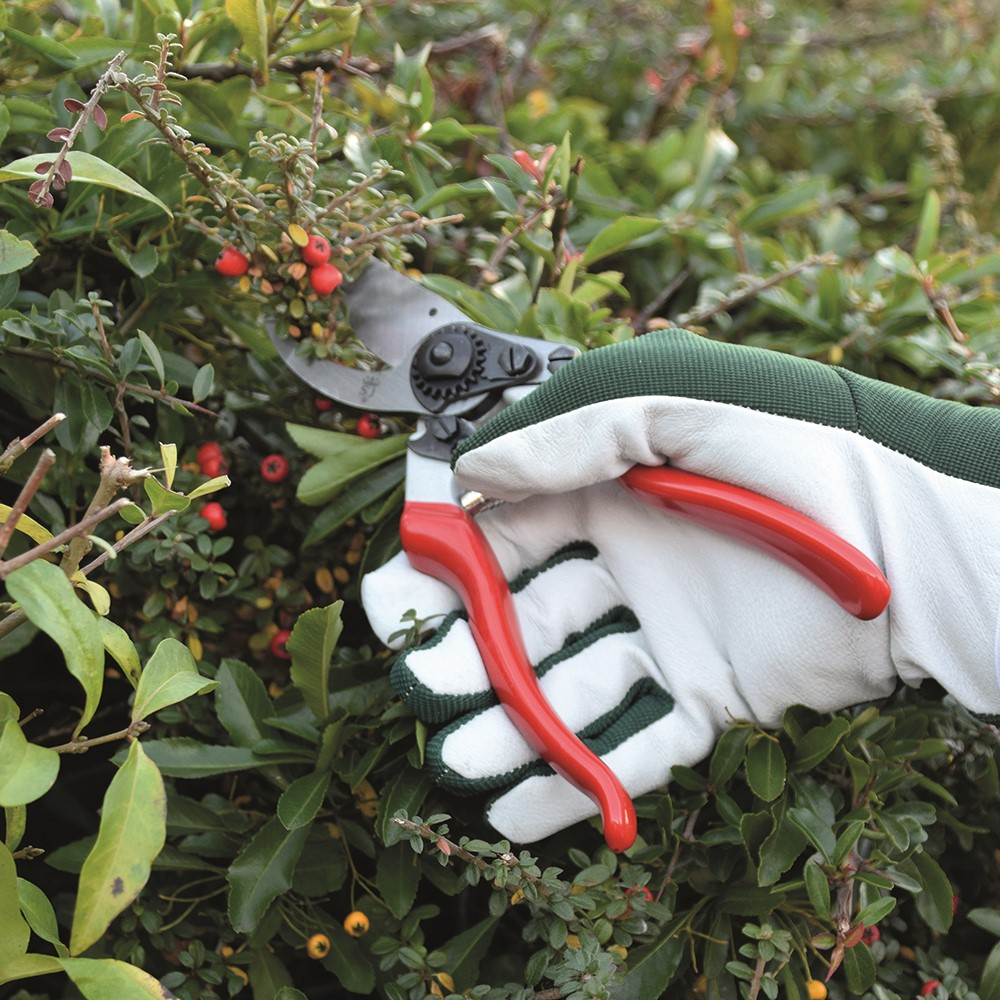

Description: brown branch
[49,719,150,754]
[681,254,837,327]
[0,498,134,579]
[0,449,56,560]
[0,413,65,475]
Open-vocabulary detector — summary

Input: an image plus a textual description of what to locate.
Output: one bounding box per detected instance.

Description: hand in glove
[362,329,1000,845]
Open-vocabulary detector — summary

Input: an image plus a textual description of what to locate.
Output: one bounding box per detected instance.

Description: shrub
[1,2,999,999]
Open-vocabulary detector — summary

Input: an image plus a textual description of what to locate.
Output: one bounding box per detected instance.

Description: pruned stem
[50,719,150,754]
[0,449,57,560]
[0,414,65,475]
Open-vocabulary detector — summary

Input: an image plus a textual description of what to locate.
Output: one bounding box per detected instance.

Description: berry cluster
[213,230,344,342]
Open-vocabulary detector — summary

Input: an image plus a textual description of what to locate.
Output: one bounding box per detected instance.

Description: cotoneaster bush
[1,2,1000,1000]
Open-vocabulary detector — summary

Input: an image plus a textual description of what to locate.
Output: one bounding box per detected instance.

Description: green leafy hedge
[1,2,999,999]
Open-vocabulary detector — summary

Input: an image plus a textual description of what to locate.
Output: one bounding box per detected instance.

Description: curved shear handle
[400,500,638,854]
[400,466,890,854]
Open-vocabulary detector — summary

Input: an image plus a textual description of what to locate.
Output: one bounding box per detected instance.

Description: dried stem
[681,254,837,327]
[80,508,178,576]
[31,51,127,208]
[0,498,134,579]
[0,413,65,475]
[0,449,57,561]
[49,719,150,754]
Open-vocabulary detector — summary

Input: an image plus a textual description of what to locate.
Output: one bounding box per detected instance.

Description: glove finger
[361,550,462,648]
[484,703,718,844]
[426,629,662,790]
[392,555,639,724]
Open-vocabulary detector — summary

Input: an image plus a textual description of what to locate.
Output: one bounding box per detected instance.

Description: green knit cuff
[428,677,674,796]
[455,329,1000,488]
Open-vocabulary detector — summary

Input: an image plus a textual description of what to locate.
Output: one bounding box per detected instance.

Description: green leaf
[718,884,786,916]
[70,741,166,955]
[581,216,665,266]
[3,27,77,67]
[136,330,165,385]
[969,908,1000,938]
[914,189,941,262]
[442,915,500,988]
[980,939,1000,1000]
[803,861,831,921]
[0,843,30,970]
[5,560,105,734]
[136,738,300,777]
[377,841,421,919]
[61,957,174,998]
[17,878,67,956]
[274,3,360,56]
[294,436,409,506]
[909,849,954,933]
[709,725,752,788]
[609,919,686,1000]
[746,738,786,801]
[97,616,142,689]
[856,895,895,927]
[131,638,217,723]
[192,363,214,403]
[275,989,309,1000]
[186,474,231,500]
[0,152,172,217]
[787,807,836,862]
[248,947,293,996]
[842,942,877,995]
[0,953,63,988]
[0,230,39,275]
[288,601,344,723]
[301,457,405,548]
[142,476,190,518]
[225,0,270,83]
[792,717,850,771]
[320,925,376,994]
[0,720,59,806]
[756,800,807,886]
[227,816,310,933]
[214,659,272,747]
[277,771,330,831]
[377,767,435,843]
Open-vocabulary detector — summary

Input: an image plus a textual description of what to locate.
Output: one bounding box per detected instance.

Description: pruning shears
[273,259,891,853]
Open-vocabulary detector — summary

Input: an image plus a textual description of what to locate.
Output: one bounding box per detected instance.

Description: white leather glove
[362,330,1000,844]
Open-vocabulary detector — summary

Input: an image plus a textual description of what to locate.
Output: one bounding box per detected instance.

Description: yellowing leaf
[288,222,309,247]
[0,504,53,546]
[0,720,59,807]
[225,0,270,83]
[69,741,166,955]
[160,442,178,490]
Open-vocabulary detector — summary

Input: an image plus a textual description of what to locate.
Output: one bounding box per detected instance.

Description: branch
[0,413,65,475]
[0,449,56,561]
[49,719,150,754]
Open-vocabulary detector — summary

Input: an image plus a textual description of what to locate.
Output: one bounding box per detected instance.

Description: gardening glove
[362,329,1000,845]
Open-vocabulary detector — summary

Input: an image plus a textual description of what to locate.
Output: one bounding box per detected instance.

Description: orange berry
[806,980,827,1000]
[343,911,370,937]
[306,933,330,959]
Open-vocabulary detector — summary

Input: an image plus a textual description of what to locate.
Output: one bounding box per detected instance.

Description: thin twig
[681,254,837,327]
[49,719,150,754]
[80,509,178,576]
[0,449,57,560]
[0,498,133,579]
[0,413,65,475]
[633,265,694,333]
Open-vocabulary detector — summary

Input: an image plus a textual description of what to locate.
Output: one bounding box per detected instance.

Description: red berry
[197,442,223,465]
[861,925,880,946]
[260,453,290,483]
[215,246,249,277]
[314,396,333,411]
[357,413,382,439]
[200,455,225,478]
[309,263,343,296]
[920,982,942,997]
[270,629,292,660]
[301,235,331,266]
[199,501,227,532]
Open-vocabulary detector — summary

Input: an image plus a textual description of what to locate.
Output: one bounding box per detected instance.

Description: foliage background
[1,1,1000,999]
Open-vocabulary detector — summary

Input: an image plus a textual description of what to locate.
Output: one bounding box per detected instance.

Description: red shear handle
[400,500,638,853]
[620,466,891,620]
